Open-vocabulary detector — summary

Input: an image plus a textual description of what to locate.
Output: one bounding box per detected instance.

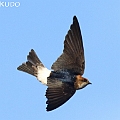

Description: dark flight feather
[51,16,85,75]
[46,77,76,111]
[17,49,44,76]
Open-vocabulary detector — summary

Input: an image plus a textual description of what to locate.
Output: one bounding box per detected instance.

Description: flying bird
[17,16,91,111]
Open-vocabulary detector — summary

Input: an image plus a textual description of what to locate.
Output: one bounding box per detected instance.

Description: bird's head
[74,75,91,90]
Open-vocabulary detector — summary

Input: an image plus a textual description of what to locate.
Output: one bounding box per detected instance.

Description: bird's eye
[83,79,87,82]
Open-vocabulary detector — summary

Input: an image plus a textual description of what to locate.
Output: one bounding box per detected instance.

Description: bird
[17,16,91,111]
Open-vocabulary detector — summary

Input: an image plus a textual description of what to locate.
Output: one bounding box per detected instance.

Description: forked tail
[17,49,51,85]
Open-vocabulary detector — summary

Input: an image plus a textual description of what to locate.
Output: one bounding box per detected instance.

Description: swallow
[17,16,91,111]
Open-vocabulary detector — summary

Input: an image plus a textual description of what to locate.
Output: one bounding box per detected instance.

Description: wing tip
[46,106,53,112]
[73,15,78,21]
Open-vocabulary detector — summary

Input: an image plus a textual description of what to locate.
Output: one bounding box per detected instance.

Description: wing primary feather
[51,16,85,75]
[46,78,76,111]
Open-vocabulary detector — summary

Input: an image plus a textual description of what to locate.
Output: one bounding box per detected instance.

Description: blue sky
[0,0,120,119]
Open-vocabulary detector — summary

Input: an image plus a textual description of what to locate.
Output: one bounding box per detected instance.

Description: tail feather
[17,49,44,77]
[17,62,35,76]
[17,49,51,85]
[27,49,44,67]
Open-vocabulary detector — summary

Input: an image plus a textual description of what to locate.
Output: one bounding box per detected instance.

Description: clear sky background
[0,0,120,120]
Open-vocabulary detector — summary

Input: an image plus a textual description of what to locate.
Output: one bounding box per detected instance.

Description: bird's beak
[88,82,92,84]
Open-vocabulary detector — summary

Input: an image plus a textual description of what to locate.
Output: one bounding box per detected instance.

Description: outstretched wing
[51,16,85,75]
[46,77,76,111]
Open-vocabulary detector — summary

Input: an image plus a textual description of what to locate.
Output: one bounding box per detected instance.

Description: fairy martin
[17,16,91,111]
